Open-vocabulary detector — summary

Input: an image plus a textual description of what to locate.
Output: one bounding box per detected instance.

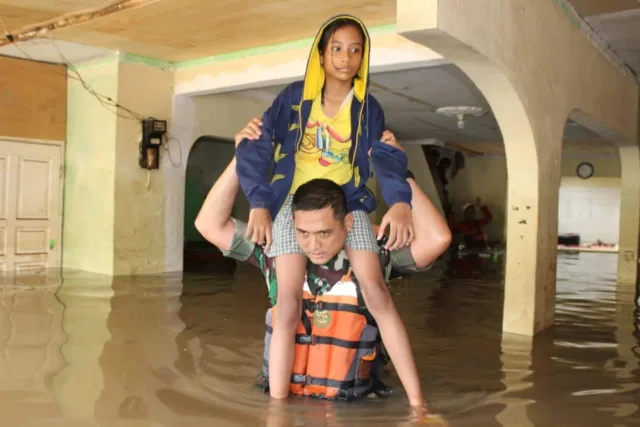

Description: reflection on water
[0,253,638,426]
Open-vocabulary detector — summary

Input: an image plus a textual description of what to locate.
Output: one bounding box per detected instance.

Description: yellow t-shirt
[290,93,354,194]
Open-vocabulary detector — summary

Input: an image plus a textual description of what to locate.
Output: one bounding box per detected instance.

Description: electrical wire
[1,13,182,168]
[163,133,183,168]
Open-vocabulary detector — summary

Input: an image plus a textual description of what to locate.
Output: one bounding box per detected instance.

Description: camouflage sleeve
[388,247,433,279]
[220,219,256,262]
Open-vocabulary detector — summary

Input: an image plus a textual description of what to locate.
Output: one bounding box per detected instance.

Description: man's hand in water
[378,202,414,250]
[247,207,272,250]
[402,408,449,426]
[234,117,263,147]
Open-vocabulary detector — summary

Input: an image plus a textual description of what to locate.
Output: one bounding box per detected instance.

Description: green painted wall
[63,61,118,275]
[184,139,245,245]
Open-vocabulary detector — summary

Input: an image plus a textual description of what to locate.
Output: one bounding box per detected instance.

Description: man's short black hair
[292,179,347,220]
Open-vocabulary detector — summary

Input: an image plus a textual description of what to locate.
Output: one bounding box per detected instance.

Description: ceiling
[0,37,113,63]
[0,0,106,30]
[0,0,632,155]
[566,0,640,77]
[0,0,395,62]
[231,64,607,149]
[0,0,638,74]
[567,0,640,17]
[585,10,640,75]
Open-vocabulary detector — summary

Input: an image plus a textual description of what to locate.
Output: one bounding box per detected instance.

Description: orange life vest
[260,271,390,400]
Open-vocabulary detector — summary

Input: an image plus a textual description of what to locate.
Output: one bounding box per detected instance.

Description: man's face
[293,207,353,265]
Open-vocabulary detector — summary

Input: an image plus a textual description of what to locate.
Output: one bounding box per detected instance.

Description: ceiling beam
[567,0,640,17]
[0,0,162,47]
[445,141,490,156]
[444,139,620,157]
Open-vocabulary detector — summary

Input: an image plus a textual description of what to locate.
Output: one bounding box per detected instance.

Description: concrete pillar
[63,60,118,275]
[397,2,562,336]
[112,60,173,275]
[63,57,173,275]
[617,146,640,284]
[397,0,639,336]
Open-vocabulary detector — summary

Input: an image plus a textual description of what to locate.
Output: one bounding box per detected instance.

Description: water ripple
[0,252,637,426]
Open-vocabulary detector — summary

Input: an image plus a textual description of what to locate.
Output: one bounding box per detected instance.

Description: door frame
[0,135,65,271]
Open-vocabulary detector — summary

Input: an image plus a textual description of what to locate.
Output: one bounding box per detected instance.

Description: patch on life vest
[313,309,331,328]
[357,358,372,379]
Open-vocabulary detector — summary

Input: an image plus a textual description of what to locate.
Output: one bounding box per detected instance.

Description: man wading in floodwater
[196,121,451,423]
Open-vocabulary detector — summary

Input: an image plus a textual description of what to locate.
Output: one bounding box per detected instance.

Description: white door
[0,139,62,276]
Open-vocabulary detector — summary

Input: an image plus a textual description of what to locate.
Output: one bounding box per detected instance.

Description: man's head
[292,179,353,265]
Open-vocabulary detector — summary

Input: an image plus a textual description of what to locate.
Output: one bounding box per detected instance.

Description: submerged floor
[0,252,638,426]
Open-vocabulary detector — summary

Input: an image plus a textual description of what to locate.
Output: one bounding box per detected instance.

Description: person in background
[448,197,492,249]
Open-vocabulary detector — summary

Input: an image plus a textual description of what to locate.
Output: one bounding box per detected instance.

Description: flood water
[0,252,638,426]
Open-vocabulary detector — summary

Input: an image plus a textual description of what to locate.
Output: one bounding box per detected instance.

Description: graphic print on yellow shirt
[290,93,354,194]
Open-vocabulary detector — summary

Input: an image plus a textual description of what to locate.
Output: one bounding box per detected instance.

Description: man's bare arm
[194,157,240,252]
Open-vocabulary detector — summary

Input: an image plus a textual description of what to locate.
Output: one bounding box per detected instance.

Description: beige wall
[446,153,621,243]
[558,183,621,244]
[192,94,271,138]
[559,156,621,245]
[561,156,620,178]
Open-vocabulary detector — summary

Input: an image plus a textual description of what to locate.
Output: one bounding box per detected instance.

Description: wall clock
[576,162,594,179]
